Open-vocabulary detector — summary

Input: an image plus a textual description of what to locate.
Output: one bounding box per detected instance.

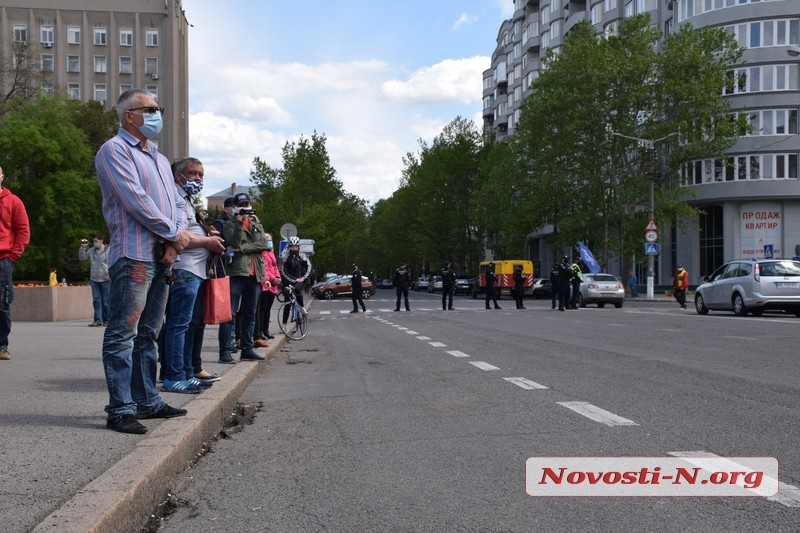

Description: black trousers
[395,287,410,310]
[352,287,366,311]
[442,286,454,309]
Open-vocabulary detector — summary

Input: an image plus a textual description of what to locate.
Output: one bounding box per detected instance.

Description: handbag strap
[208,257,227,279]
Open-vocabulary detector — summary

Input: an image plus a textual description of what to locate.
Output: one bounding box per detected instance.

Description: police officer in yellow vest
[569,258,583,309]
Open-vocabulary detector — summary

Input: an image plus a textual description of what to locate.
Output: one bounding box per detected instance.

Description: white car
[578,273,625,308]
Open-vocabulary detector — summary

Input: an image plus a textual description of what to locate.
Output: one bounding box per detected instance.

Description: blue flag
[578,242,601,273]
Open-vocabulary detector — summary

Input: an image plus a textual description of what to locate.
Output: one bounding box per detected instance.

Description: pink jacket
[262,249,281,293]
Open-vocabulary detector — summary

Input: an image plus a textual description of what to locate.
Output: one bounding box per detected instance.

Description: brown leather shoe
[0,348,10,360]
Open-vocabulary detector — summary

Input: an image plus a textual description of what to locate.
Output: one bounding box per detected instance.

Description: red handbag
[204,263,232,324]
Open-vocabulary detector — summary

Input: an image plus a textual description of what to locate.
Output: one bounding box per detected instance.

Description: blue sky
[182,0,513,203]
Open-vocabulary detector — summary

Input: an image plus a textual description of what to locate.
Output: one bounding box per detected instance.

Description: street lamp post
[612,131,679,299]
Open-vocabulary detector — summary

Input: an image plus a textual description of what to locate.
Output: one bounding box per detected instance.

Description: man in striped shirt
[95,88,192,434]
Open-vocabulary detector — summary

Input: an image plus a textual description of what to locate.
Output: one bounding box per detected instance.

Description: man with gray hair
[95,88,192,434]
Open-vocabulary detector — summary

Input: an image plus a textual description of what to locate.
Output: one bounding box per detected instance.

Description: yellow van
[472,260,534,298]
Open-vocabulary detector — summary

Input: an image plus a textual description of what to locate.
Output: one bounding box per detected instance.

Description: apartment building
[0,0,190,160]
[484,0,800,284]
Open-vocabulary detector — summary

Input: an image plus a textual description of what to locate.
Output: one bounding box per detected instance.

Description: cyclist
[280,236,312,324]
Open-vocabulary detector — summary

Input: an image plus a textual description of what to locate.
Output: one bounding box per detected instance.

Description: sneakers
[194,371,221,382]
[188,377,213,389]
[88,322,103,327]
[0,348,10,360]
[136,404,188,419]
[107,414,148,434]
[350,309,359,313]
[218,353,236,364]
[162,379,203,394]
[240,350,265,361]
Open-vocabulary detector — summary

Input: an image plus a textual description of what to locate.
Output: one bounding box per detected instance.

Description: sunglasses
[129,106,164,115]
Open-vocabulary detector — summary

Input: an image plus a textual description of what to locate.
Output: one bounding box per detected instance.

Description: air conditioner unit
[151,73,159,80]
[43,42,52,48]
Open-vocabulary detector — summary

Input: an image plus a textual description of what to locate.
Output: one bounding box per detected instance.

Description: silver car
[694,259,800,316]
[578,273,625,308]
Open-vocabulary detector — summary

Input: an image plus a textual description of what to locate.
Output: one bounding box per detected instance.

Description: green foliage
[0,95,114,280]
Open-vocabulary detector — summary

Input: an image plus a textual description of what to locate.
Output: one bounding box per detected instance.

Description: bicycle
[276,285,309,340]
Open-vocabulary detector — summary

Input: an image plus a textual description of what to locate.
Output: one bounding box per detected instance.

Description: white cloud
[381,56,488,105]
[452,12,479,31]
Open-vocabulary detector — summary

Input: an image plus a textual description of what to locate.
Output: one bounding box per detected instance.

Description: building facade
[484,0,800,286]
[0,0,189,160]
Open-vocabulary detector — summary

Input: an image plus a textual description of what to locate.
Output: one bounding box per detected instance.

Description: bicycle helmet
[289,236,301,246]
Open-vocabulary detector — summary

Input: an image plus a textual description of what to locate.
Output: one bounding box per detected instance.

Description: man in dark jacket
[441,262,456,311]
[513,264,526,309]
[557,256,572,312]
[350,263,367,313]
[393,263,411,311]
[485,262,501,310]
[549,264,559,310]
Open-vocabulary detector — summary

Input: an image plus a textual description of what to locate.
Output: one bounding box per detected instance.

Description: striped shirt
[95,129,185,267]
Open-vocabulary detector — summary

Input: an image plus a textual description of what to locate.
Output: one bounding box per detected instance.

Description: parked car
[414,276,430,291]
[428,275,443,293]
[454,275,473,295]
[694,259,800,316]
[578,273,625,308]
[313,275,375,300]
[378,278,394,289]
[532,278,553,299]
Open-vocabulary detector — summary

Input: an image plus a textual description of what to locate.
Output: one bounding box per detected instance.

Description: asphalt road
[158,290,800,532]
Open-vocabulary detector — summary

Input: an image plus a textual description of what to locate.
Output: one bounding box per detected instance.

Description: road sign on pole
[645,243,659,255]
[645,219,658,231]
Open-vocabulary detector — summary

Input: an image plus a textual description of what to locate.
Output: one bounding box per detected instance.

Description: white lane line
[417,336,431,340]
[379,309,394,312]
[469,361,500,371]
[659,328,681,332]
[429,341,446,347]
[339,310,352,314]
[668,451,799,506]
[503,377,548,389]
[446,350,470,358]
[395,326,408,330]
[319,311,331,315]
[405,330,418,335]
[558,401,638,426]
[722,335,759,341]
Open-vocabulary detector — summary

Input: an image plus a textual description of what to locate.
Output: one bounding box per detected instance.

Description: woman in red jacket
[255,233,282,344]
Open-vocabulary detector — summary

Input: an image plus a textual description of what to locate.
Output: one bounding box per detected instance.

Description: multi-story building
[484,0,800,286]
[0,0,189,160]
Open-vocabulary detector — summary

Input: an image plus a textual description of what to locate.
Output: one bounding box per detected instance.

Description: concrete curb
[32,337,286,533]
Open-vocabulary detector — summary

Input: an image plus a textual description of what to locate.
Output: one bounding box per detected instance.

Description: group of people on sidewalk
[92,88,313,434]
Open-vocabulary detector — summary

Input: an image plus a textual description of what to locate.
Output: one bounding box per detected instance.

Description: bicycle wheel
[294,307,309,340]
[278,302,308,340]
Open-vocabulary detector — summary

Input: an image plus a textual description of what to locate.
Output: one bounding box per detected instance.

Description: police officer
[513,264,526,309]
[393,262,411,311]
[549,263,559,310]
[441,261,456,311]
[350,263,367,313]
[569,258,583,309]
[485,261,501,310]
[557,256,572,312]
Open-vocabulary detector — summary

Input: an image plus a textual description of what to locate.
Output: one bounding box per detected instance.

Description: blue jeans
[0,258,16,349]
[102,258,170,419]
[90,279,111,323]
[219,275,260,355]
[164,269,204,382]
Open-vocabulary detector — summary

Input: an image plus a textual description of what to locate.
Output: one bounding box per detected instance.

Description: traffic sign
[645,243,659,255]
[645,230,658,243]
[645,219,658,231]
[764,244,773,259]
[279,223,297,240]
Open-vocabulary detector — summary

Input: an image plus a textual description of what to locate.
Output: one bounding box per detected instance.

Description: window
[94,55,107,73]
[146,29,159,46]
[41,83,55,95]
[120,29,133,46]
[605,0,617,10]
[625,1,634,17]
[93,28,107,46]
[40,25,54,44]
[120,84,132,95]
[591,4,603,24]
[551,0,559,13]
[93,84,107,104]
[145,57,158,77]
[551,20,561,39]
[41,54,54,72]
[119,56,132,75]
[145,85,158,100]
[68,26,80,44]
[67,55,80,72]
[67,83,80,100]
[541,7,549,25]
[13,24,27,43]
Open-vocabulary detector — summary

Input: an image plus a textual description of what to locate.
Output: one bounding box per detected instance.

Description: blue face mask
[136,111,163,139]
[267,240,273,250]
[180,174,203,196]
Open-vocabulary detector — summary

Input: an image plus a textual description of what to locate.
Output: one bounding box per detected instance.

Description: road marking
[319,311,331,315]
[659,328,681,332]
[503,377,548,389]
[469,361,500,371]
[722,335,759,341]
[405,330,418,334]
[668,451,799,506]
[417,336,431,340]
[429,341,446,347]
[558,401,638,426]
[395,326,408,330]
[446,350,470,358]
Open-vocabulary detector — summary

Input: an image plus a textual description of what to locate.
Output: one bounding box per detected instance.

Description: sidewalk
[0,318,283,533]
